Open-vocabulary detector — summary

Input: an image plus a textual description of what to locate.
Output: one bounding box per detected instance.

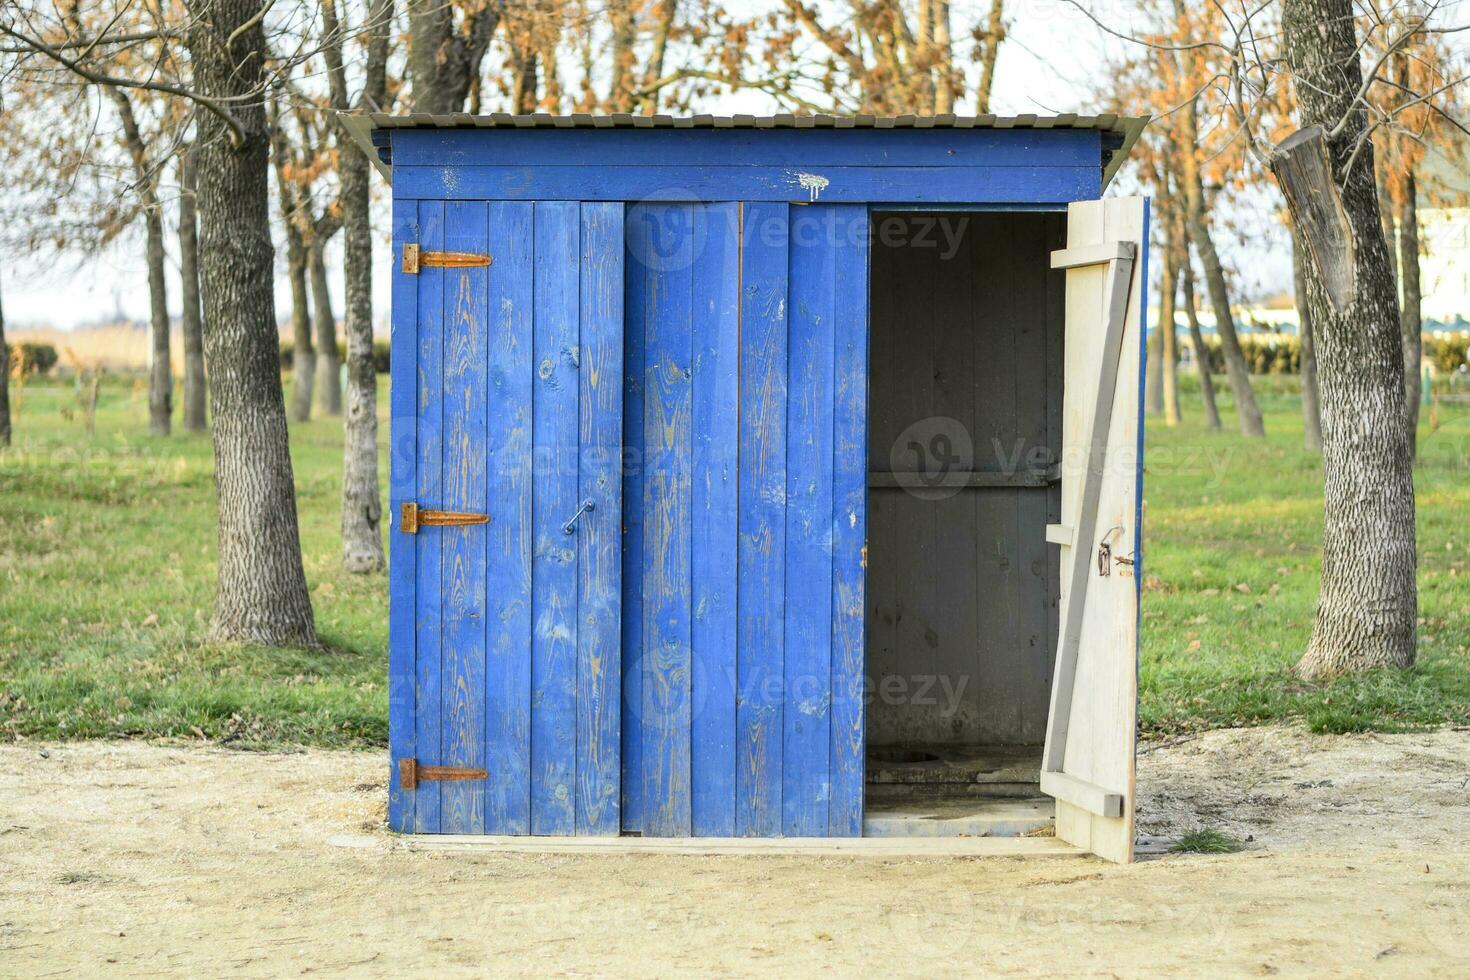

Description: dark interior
[864,210,1066,827]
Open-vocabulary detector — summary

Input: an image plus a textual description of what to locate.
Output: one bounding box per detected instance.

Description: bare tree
[409,0,500,112]
[187,0,318,645]
[328,0,393,573]
[1182,257,1221,430]
[107,88,173,435]
[0,275,9,448]
[178,142,208,432]
[272,94,316,423]
[1270,0,1421,676]
[1173,20,1265,438]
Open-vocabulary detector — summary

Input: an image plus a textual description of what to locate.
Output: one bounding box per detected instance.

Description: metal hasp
[561,498,595,535]
[401,243,493,275]
[399,502,490,534]
[399,758,488,791]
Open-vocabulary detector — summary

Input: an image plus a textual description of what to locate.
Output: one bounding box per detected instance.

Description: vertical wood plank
[620,207,649,834]
[690,203,741,837]
[484,201,534,835]
[782,206,837,836]
[737,202,789,837]
[576,202,624,835]
[413,199,445,834]
[829,206,869,837]
[531,201,580,836]
[642,204,694,837]
[440,201,488,834]
[387,197,418,833]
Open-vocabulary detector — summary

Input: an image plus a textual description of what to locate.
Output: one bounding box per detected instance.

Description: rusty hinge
[402,244,492,274]
[400,502,490,534]
[399,758,488,791]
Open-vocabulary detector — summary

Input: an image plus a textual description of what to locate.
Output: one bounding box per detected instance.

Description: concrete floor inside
[863,744,1053,838]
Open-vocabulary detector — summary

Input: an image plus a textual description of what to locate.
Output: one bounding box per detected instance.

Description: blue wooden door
[622,203,870,837]
[389,200,625,836]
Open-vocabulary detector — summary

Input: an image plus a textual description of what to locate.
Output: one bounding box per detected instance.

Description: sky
[1,6,1294,332]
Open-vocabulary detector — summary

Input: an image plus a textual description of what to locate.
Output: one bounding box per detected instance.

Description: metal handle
[562,498,595,535]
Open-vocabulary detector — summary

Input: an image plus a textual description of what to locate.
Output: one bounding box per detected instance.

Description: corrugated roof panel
[364,111,1145,134]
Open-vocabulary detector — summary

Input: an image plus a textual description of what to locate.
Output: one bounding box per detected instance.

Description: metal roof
[347,112,1148,187]
[364,111,1143,132]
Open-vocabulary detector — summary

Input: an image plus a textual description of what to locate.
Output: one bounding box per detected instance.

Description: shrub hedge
[4,342,60,374]
[1182,333,1470,376]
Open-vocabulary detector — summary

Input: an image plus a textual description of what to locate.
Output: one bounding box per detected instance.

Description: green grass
[1,372,1468,748]
[1141,374,1470,734]
[1170,828,1246,854]
[0,376,388,748]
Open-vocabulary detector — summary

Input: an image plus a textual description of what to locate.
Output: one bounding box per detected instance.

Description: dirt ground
[3,727,1469,978]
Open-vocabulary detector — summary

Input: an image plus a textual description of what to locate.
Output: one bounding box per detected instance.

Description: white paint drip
[788,171,830,202]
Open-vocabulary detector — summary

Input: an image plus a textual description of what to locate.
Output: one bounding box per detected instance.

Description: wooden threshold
[395,834,1087,858]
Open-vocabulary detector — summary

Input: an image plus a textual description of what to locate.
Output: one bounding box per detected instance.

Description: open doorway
[865,210,1067,837]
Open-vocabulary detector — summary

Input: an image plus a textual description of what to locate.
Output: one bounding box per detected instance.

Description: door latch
[562,498,595,535]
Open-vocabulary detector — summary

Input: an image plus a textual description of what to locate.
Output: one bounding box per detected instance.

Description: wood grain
[576,202,624,835]
[440,201,489,834]
[484,201,535,834]
[413,200,445,833]
[530,202,581,835]
[736,202,790,837]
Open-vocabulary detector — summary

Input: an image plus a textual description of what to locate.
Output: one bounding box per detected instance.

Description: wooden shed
[355,112,1150,862]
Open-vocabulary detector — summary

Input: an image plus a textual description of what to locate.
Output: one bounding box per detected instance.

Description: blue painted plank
[484,202,535,835]
[387,198,418,833]
[829,207,870,837]
[531,201,581,836]
[391,165,1100,204]
[440,201,489,834]
[620,209,649,834]
[413,200,446,834]
[690,203,741,837]
[641,203,695,837]
[782,206,838,837]
[576,202,624,835]
[390,127,1103,169]
[737,202,789,837]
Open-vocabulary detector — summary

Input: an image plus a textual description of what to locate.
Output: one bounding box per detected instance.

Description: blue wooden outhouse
[354,112,1150,862]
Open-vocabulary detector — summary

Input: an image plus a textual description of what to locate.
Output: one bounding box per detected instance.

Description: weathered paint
[393,201,625,836]
[385,124,1133,842]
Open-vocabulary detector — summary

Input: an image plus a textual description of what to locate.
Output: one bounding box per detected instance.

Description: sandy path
[2,727,1468,977]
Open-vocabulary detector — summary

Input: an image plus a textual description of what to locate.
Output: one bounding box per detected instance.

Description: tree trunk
[0,276,9,447]
[335,0,393,574]
[1398,174,1422,463]
[1182,180,1265,437]
[1145,316,1164,416]
[339,139,384,573]
[142,205,172,435]
[1183,259,1222,430]
[1170,0,1264,438]
[975,0,1004,114]
[286,226,315,422]
[187,0,317,647]
[179,144,208,432]
[311,241,342,416]
[1161,253,1181,426]
[108,88,171,436]
[1293,230,1323,452]
[1280,0,1416,678]
[409,0,500,113]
